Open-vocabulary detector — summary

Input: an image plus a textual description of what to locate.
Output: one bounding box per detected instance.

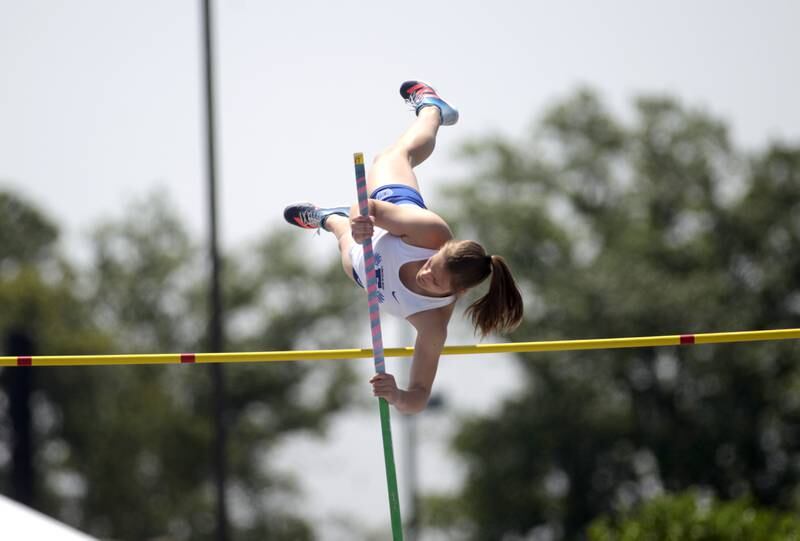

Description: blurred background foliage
[587,492,800,541]
[2,87,800,540]
[424,88,800,540]
[0,190,362,540]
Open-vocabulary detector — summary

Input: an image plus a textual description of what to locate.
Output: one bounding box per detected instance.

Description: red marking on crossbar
[17,356,32,366]
[180,353,196,364]
[680,334,695,345]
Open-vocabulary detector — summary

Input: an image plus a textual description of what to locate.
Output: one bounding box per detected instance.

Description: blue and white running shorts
[349,184,428,289]
[370,184,427,209]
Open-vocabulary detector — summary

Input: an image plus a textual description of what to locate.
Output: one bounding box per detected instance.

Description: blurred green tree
[588,491,800,540]
[2,190,362,540]
[73,192,362,540]
[425,89,800,540]
[0,191,110,511]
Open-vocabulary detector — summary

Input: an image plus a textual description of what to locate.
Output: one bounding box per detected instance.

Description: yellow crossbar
[1,328,798,367]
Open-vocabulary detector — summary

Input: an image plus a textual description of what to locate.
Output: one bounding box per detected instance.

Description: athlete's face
[416,249,454,296]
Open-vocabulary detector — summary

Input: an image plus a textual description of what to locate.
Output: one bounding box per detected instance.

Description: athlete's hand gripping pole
[353,152,404,540]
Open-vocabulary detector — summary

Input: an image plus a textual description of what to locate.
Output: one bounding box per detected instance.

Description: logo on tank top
[374,253,385,303]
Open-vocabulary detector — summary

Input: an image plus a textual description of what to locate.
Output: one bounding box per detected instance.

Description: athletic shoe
[399,80,459,126]
[283,202,349,231]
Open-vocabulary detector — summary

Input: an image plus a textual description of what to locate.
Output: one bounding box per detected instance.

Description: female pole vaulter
[284,81,523,414]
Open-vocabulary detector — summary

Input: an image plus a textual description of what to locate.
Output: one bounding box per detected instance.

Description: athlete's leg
[285,80,458,280]
[367,106,442,195]
[283,204,359,284]
[367,80,458,196]
[323,214,358,283]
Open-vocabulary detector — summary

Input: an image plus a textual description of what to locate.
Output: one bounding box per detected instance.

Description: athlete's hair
[442,240,524,337]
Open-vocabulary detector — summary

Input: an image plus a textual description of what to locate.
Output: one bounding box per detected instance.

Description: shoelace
[404,87,436,111]
[298,206,321,228]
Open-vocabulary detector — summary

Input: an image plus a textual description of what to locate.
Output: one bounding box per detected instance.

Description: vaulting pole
[353,152,404,540]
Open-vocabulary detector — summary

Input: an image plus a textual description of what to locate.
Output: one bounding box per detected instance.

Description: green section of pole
[380,398,403,540]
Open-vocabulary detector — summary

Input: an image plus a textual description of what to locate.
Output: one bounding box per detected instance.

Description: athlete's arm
[349,200,452,249]
[370,305,453,414]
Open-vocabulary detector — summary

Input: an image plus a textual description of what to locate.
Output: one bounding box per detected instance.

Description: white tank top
[349,226,455,319]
